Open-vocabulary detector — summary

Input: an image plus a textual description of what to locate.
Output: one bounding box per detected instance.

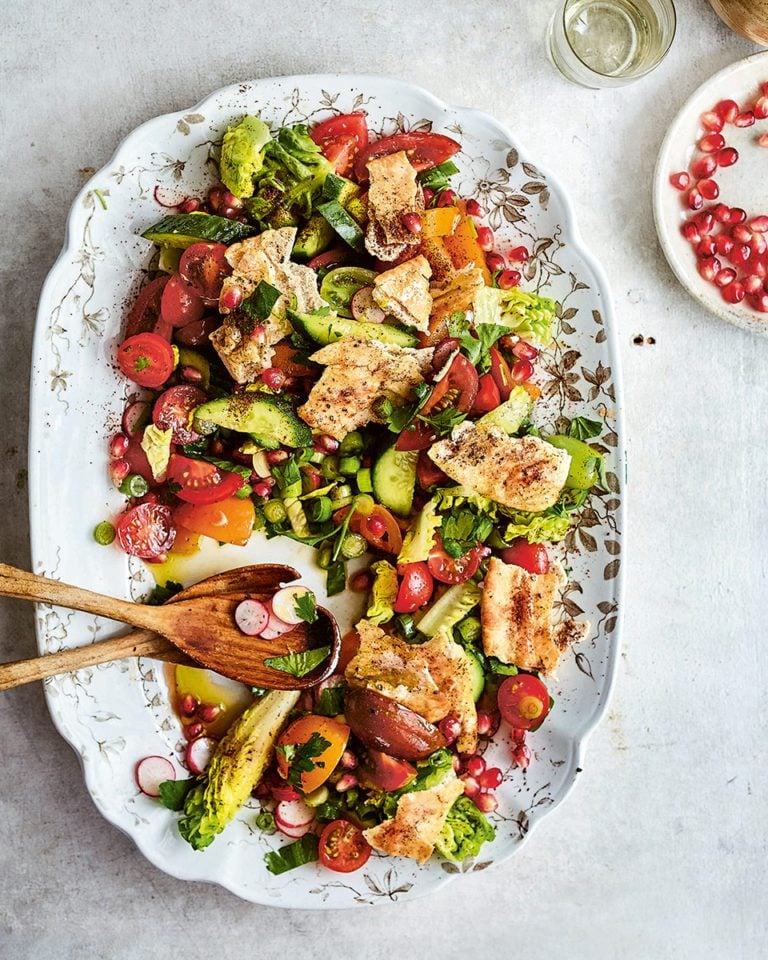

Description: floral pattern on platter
[29,75,624,908]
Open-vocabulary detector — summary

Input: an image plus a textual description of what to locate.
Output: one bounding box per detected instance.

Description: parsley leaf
[568,416,603,441]
[157,777,196,811]
[271,456,302,495]
[458,323,509,371]
[264,646,331,678]
[242,280,282,323]
[294,591,318,624]
[417,406,466,436]
[264,834,319,875]
[376,382,431,435]
[275,730,332,786]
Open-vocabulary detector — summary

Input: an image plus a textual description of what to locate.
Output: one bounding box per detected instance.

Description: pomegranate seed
[497,269,521,289]
[749,257,768,279]
[366,515,386,537]
[438,716,462,744]
[466,755,486,778]
[208,186,223,210]
[108,433,129,459]
[694,212,715,234]
[220,284,243,311]
[181,365,204,383]
[697,179,719,201]
[732,224,753,244]
[714,234,734,256]
[762,83,768,97]
[697,257,721,282]
[758,133,768,148]
[452,755,462,773]
[686,188,703,211]
[422,186,435,205]
[253,482,271,498]
[465,198,485,217]
[478,767,504,790]
[750,216,768,233]
[335,773,358,792]
[716,146,738,167]
[349,570,372,592]
[729,244,751,265]
[508,245,530,262]
[700,111,724,132]
[109,459,130,487]
[713,203,732,223]
[511,741,531,769]
[512,340,538,361]
[669,171,690,190]
[179,694,198,718]
[681,222,701,244]
[729,208,747,225]
[220,205,238,220]
[715,99,739,123]
[755,97,768,120]
[476,226,494,251]
[691,156,716,180]
[402,212,423,235]
[697,237,716,258]
[735,111,755,127]
[486,252,506,272]
[750,292,768,312]
[266,449,289,465]
[261,367,286,390]
[184,721,204,741]
[340,750,358,770]
[750,234,767,256]
[715,267,737,287]
[476,711,493,737]
[461,775,480,798]
[511,358,534,382]
[221,190,243,211]
[199,703,220,723]
[722,281,745,304]
[314,434,340,454]
[474,793,499,814]
[178,198,200,213]
[744,275,764,295]
[436,189,457,208]
[698,133,725,153]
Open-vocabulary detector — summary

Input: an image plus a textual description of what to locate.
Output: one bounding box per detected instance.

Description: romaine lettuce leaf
[474,286,557,346]
[397,498,441,565]
[435,794,496,861]
[366,560,398,626]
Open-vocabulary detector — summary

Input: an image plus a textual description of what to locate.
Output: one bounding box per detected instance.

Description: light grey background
[1,1,766,957]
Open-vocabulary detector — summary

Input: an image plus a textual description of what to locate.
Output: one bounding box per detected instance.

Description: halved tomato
[501,539,550,574]
[173,496,255,545]
[153,385,208,445]
[318,820,372,873]
[125,276,171,340]
[179,242,231,305]
[354,130,461,181]
[167,454,243,505]
[427,535,485,584]
[489,347,513,402]
[160,273,205,327]
[416,451,450,491]
[349,504,403,555]
[472,373,501,414]
[276,715,350,794]
[321,135,357,176]
[311,113,369,151]
[116,503,176,560]
[393,562,434,613]
[395,354,479,451]
[117,333,175,389]
[337,628,361,673]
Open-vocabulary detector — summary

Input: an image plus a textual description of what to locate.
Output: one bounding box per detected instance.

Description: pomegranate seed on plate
[465,198,485,217]
[438,716,462,744]
[754,97,768,119]
[700,110,724,132]
[749,216,768,233]
[486,252,506,272]
[314,434,340,454]
[508,245,530,262]
[476,226,494,251]
[734,111,755,127]
[109,433,130,459]
[476,711,494,736]
[109,458,130,487]
[511,358,534,382]
[402,212,423,235]
[179,694,198,718]
[474,793,499,814]
[261,367,286,390]
[498,269,521,289]
[758,133,768,148]
[697,179,719,201]
[714,233,734,256]
[694,211,714,234]
[691,156,716,180]
[729,243,751,265]
[715,267,737,287]
[713,203,732,223]
[669,171,690,190]
[750,234,767,256]
[750,292,768,312]
[697,237,716,258]
[697,257,721,282]
[728,207,747,224]
[512,340,538,360]
[744,275,764,295]
[460,775,480,798]
[715,99,739,123]
[716,146,738,167]
[422,186,435,205]
[179,198,200,213]
[253,481,271,499]
[732,224,753,244]
[698,133,725,153]
[478,767,504,790]
[681,222,701,244]
[748,257,767,279]
[198,703,220,723]
[466,755,486,778]
[183,721,204,741]
[722,281,745,304]
[686,188,703,210]
[436,189,456,207]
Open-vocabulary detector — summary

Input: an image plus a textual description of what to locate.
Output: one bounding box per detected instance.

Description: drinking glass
[547,0,677,88]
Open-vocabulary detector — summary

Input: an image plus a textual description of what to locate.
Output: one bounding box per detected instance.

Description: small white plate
[654,51,768,336]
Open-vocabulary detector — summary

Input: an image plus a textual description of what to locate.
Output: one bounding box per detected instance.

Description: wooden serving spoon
[0,562,340,692]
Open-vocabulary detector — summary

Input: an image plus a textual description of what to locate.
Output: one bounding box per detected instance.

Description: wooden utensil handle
[0,629,191,691]
[0,563,163,632]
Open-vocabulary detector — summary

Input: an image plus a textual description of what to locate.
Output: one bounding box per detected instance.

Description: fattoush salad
[105,110,606,875]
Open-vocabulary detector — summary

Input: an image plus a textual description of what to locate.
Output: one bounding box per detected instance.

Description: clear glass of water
[548,0,676,88]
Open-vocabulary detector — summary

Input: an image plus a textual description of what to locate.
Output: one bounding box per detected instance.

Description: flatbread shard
[363,774,464,863]
[481,557,590,673]
[429,264,484,326]
[428,421,571,512]
[298,337,433,441]
[365,151,424,262]
[345,620,478,753]
[372,255,433,333]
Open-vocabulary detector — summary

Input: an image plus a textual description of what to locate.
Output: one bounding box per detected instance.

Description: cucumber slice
[141,214,256,249]
[478,386,534,435]
[464,648,486,702]
[323,173,361,205]
[193,394,311,448]
[288,309,417,348]
[317,200,366,252]
[293,215,335,260]
[372,445,418,517]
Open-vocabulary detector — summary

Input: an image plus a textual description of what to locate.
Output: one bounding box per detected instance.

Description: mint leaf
[568,416,603,441]
[294,591,318,624]
[264,646,331,678]
[242,280,282,323]
[264,834,319,875]
[158,777,195,811]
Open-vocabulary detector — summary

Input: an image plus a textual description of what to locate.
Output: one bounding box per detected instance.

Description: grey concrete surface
[1,1,766,957]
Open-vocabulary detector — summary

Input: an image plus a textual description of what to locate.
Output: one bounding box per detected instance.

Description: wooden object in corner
[709,1,768,44]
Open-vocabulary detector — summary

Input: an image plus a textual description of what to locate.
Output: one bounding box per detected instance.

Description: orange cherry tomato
[173,496,255,546]
[350,504,403,555]
[276,715,350,794]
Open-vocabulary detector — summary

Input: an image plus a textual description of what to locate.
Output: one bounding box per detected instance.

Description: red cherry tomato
[354,131,461,182]
[395,354,479,451]
[497,674,551,731]
[427,535,485,584]
[311,113,369,151]
[166,454,244,505]
[160,273,205,327]
[307,247,349,272]
[472,373,501,414]
[116,503,176,559]
[153,385,208,445]
[320,135,358,176]
[394,562,434,613]
[179,242,232,304]
[318,820,372,873]
[501,539,550,574]
[125,276,172,340]
[489,347,513,401]
[117,333,175,388]
[416,451,450,490]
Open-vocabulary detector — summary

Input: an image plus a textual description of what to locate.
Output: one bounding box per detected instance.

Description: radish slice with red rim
[259,603,296,639]
[122,400,151,439]
[275,798,315,828]
[135,755,175,797]
[186,736,217,775]
[351,286,386,323]
[234,598,270,636]
[271,586,314,626]
[276,819,314,839]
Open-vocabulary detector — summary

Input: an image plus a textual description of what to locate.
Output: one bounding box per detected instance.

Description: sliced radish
[234,598,270,636]
[186,736,217,775]
[277,820,314,839]
[259,604,296,639]
[271,586,314,626]
[275,798,315,829]
[122,400,151,439]
[351,286,386,323]
[135,755,175,797]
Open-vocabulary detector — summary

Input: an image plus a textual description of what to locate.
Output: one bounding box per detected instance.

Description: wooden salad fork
[0,563,340,692]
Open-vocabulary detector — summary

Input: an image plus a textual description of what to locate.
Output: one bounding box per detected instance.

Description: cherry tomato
[123,435,156,484]
[395,354,479,451]
[125,276,172,340]
[501,539,550,574]
[276,716,350,794]
[347,504,403,555]
[179,242,231,304]
[173,496,255,545]
[307,247,349,272]
[354,131,461,181]
[116,503,176,560]
[318,820,372,873]
[489,347,513,401]
[427,535,485,584]
[472,373,501,414]
[311,113,369,150]
[394,561,434,613]
[497,674,551,731]
[160,273,205,327]
[416,451,449,490]
[166,454,243,505]
[320,135,357,175]
[153,385,208,445]
[117,333,175,388]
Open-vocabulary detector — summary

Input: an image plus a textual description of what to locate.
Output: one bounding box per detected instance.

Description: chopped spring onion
[119,473,149,498]
[308,496,333,523]
[330,483,354,508]
[339,431,364,456]
[93,521,116,545]
[339,455,362,476]
[356,467,373,493]
[341,532,366,559]
[263,500,287,524]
